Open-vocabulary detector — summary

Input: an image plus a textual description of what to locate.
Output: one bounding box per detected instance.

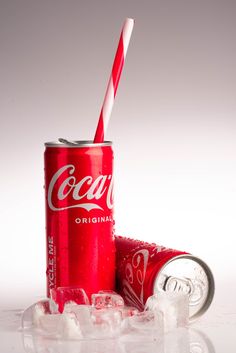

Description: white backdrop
[0,0,235,307]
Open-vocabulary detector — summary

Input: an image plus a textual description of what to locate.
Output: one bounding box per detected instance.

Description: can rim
[153,254,215,322]
[45,140,112,147]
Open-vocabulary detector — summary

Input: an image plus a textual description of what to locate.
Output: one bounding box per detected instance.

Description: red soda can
[115,236,214,320]
[44,141,115,299]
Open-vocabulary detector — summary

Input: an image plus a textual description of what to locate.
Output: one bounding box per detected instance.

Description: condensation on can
[115,236,215,320]
[44,140,115,299]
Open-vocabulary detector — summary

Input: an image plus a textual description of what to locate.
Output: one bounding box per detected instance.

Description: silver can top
[153,254,215,321]
[45,140,112,148]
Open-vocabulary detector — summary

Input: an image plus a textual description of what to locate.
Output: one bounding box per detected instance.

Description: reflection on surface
[22,327,215,353]
[0,309,23,331]
[189,329,216,353]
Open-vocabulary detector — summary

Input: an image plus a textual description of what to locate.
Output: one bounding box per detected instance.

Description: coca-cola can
[115,236,215,320]
[44,141,115,299]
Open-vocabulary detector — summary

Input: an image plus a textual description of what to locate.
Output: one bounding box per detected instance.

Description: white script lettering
[48,164,114,212]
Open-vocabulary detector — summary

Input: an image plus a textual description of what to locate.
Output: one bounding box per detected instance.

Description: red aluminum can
[115,236,214,320]
[44,141,115,299]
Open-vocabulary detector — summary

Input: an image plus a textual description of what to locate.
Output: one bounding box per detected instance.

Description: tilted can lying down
[115,236,215,321]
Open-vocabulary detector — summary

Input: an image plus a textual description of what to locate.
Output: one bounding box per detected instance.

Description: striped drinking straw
[93,18,134,143]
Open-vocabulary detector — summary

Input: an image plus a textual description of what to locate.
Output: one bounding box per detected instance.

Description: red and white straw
[93,18,134,143]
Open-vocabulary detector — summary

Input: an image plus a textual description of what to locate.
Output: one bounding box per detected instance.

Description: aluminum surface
[154,254,215,320]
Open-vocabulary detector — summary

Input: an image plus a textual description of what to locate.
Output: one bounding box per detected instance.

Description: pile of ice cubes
[21,288,189,341]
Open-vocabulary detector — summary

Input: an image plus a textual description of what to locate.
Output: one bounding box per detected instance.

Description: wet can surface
[115,236,214,320]
[44,141,115,299]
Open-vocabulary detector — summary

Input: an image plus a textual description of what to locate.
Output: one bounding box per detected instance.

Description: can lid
[45,140,112,147]
[153,254,215,321]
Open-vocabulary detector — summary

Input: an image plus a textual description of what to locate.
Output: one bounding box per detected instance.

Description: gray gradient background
[0,0,236,351]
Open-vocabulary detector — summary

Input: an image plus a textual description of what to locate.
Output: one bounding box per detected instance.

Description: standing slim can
[44,141,115,299]
[115,236,215,320]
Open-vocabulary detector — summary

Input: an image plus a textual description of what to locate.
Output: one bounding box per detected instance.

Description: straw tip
[124,18,135,32]
[126,17,135,24]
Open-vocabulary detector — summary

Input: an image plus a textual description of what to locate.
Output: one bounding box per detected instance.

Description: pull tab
[58,138,78,146]
[164,276,204,306]
[164,276,194,295]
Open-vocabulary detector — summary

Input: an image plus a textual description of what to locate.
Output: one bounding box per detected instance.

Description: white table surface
[0,281,235,353]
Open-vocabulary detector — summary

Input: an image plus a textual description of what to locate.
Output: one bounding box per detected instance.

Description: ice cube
[145,292,189,332]
[49,299,59,314]
[121,310,164,342]
[130,310,163,335]
[38,311,83,339]
[21,299,57,329]
[120,306,139,319]
[91,292,124,309]
[57,312,83,339]
[63,303,93,336]
[38,313,62,334]
[90,308,122,339]
[50,287,89,313]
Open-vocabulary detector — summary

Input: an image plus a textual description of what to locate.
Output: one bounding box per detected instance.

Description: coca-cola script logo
[48,164,113,211]
[121,245,168,309]
[122,249,149,310]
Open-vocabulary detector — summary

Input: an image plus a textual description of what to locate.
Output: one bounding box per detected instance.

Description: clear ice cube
[91,292,124,309]
[98,290,117,294]
[38,313,62,334]
[63,303,93,336]
[21,299,57,330]
[90,308,122,339]
[120,306,139,319]
[38,311,83,339]
[121,310,164,341]
[130,310,163,334]
[57,312,83,339]
[145,292,189,332]
[22,292,189,342]
[50,287,89,313]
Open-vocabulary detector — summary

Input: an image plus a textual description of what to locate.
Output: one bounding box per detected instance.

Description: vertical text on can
[44,141,115,299]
